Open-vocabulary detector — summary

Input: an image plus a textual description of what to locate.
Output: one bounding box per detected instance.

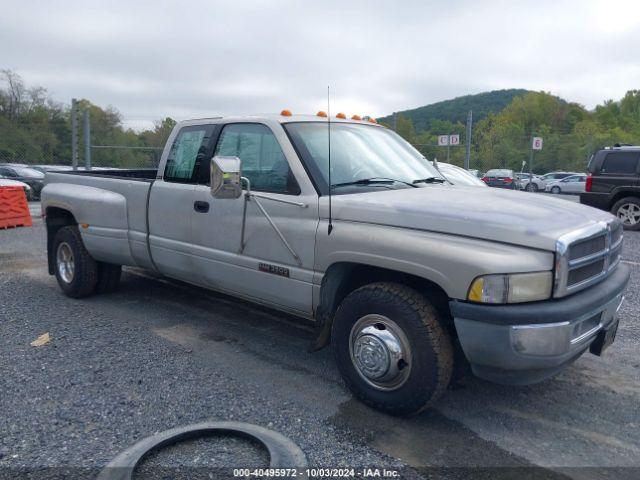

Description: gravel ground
[1,209,639,479]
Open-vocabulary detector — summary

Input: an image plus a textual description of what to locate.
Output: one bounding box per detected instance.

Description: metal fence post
[447,133,450,162]
[83,109,91,170]
[71,98,78,170]
[465,110,472,170]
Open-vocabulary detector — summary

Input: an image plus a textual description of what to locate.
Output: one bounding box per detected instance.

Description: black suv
[580,145,640,230]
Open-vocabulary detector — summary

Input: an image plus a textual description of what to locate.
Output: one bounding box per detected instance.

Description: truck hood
[327,185,614,251]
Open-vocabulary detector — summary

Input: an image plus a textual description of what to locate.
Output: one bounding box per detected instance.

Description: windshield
[285,122,443,194]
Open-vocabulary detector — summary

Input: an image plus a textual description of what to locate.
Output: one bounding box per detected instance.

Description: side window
[164,125,214,183]
[214,123,299,194]
[601,152,640,175]
[0,167,16,177]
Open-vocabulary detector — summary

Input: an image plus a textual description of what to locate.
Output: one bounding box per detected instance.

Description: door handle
[194,201,210,213]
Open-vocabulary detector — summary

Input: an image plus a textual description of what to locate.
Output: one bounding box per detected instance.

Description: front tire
[331,283,453,416]
[526,183,538,192]
[53,226,98,298]
[551,186,561,194]
[612,197,640,231]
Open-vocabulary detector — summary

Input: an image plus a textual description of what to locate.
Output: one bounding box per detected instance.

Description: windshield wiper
[412,176,447,184]
[332,177,418,188]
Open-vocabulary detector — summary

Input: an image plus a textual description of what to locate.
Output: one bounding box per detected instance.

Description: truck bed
[42,169,157,270]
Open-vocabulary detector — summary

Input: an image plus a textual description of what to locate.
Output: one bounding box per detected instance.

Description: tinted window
[214,123,298,194]
[164,125,214,182]
[601,152,640,174]
[0,167,16,177]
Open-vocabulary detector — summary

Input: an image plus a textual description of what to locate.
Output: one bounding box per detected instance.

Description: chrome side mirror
[210,156,242,199]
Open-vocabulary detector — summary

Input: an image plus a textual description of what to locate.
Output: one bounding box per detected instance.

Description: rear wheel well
[610,191,640,210]
[46,207,77,275]
[313,263,454,349]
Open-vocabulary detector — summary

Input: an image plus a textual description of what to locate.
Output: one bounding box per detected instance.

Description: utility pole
[83,109,91,170]
[464,110,472,170]
[529,133,535,177]
[71,98,79,170]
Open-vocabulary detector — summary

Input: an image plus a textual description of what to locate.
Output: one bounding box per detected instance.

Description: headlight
[467,271,553,304]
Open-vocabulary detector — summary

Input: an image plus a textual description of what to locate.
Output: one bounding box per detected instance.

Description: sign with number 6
[532,137,543,150]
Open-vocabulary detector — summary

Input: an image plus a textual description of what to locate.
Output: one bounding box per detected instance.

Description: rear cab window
[164,125,215,183]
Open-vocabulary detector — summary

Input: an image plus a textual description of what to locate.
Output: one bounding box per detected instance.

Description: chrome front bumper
[450,264,629,385]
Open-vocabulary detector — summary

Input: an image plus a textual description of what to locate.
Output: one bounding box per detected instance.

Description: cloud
[2,0,638,128]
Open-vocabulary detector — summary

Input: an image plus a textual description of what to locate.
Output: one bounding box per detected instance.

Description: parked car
[0,176,32,200]
[0,165,45,200]
[545,174,587,194]
[434,162,487,187]
[516,173,543,192]
[481,169,519,189]
[540,171,578,185]
[30,165,74,173]
[581,145,640,230]
[41,113,629,415]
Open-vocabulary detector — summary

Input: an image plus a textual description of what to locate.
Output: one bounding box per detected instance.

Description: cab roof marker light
[280,109,292,117]
[336,112,346,119]
[351,115,362,121]
[368,117,378,124]
[317,111,327,117]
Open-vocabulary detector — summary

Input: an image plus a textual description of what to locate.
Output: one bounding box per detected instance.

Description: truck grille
[555,220,623,297]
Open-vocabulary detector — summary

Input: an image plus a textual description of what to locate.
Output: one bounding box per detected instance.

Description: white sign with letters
[449,134,460,146]
[438,135,449,146]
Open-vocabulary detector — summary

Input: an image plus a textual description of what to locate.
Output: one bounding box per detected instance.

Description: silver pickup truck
[42,114,630,415]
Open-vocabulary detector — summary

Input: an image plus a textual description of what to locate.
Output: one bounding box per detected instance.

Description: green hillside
[380,89,530,132]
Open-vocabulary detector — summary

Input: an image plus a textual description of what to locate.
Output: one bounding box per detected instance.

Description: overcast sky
[2,0,639,130]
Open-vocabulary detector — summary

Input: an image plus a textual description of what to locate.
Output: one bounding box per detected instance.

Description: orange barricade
[0,186,33,229]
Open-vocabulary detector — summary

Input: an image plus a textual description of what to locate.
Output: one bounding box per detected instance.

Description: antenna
[327,85,333,235]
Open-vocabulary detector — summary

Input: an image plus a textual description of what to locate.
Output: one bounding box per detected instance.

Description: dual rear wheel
[53,226,121,298]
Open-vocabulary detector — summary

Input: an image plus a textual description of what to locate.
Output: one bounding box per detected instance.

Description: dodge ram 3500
[41,114,630,415]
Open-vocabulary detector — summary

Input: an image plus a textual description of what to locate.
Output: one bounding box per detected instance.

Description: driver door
[191,122,319,315]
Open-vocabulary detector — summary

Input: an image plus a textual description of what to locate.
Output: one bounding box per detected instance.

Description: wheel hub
[349,315,411,391]
[618,203,640,225]
[353,330,393,379]
[56,242,75,283]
